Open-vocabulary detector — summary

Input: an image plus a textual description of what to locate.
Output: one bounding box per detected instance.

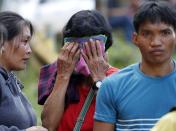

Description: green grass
[108,33,140,68]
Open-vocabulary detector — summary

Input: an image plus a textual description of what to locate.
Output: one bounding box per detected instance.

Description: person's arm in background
[41,43,80,131]
[107,0,128,16]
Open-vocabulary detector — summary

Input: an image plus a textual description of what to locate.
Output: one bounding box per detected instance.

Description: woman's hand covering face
[81,39,109,82]
[57,42,80,79]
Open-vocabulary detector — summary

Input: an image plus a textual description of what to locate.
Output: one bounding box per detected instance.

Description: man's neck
[140,60,175,77]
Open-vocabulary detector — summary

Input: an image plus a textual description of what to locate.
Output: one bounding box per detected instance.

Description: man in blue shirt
[93,1,176,131]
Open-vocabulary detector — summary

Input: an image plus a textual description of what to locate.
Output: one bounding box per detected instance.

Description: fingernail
[90,38,93,42]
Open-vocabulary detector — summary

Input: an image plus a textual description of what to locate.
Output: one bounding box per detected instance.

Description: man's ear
[132,32,139,47]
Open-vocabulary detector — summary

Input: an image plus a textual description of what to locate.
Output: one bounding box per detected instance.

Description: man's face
[133,21,176,65]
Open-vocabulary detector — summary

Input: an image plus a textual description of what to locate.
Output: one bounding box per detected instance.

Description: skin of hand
[41,42,80,131]
[56,42,80,80]
[81,39,110,82]
[26,126,48,131]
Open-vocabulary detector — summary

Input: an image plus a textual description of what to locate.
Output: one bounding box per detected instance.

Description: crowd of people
[0,0,176,131]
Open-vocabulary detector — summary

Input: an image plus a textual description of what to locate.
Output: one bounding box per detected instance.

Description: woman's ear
[132,32,139,47]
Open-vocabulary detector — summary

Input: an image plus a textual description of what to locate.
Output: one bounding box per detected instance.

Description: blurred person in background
[94,1,176,130]
[0,11,47,131]
[168,0,176,7]
[39,10,118,131]
[107,0,140,42]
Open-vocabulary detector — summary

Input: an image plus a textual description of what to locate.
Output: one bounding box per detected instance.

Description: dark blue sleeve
[94,78,117,124]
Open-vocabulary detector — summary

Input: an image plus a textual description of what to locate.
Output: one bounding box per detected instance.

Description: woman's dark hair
[0,23,7,48]
[62,10,112,52]
[133,1,176,32]
[0,11,34,41]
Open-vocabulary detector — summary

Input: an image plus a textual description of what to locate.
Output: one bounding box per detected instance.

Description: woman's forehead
[19,26,31,39]
[139,21,174,31]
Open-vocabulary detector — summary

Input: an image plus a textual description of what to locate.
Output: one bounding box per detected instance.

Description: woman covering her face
[40,10,119,131]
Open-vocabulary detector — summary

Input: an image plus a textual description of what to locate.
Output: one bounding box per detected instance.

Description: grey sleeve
[0,75,26,131]
[0,125,26,131]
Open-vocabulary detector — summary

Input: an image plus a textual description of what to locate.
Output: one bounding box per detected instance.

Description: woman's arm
[41,43,80,131]
[41,76,70,131]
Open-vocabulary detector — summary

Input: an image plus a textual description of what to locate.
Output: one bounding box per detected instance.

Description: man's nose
[150,36,162,47]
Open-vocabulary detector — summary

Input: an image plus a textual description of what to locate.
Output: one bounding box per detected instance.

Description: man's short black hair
[133,0,176,32]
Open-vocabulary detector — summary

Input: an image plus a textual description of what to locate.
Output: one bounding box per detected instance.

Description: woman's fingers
[81,49,89,64]
[73,48,81,63]
[70,42,79,60]
[95,40,103,57]
[84,42,92,60]
[89,39,97,57]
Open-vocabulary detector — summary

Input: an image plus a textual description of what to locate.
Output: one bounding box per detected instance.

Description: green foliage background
[16,55,43,125]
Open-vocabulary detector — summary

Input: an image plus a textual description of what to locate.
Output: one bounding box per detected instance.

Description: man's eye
[141,32,150,37]
[161,30,172,36]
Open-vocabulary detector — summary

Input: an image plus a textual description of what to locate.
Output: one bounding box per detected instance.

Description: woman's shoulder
[106,66,119,76]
